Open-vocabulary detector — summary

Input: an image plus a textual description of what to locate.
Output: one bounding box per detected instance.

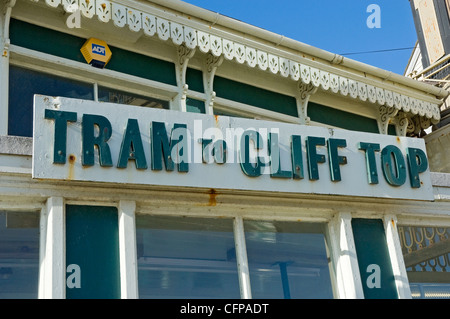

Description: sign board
[32,95,434,200]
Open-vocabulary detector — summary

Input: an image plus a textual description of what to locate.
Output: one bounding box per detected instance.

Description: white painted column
[0,1,14,135]
[174,44,195,113]
[383,215,412,299]
[38,197,65,299]
[233,216,252,299]
[328,212,364,299]
[118,200,139,299]
[202,53,223,115]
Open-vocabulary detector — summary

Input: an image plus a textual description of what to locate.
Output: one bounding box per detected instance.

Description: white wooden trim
[328,212,364,299]
[383,215,412,299]
[213,97,301,124]
[23,0,443,123]
[233,216,252,299]
[118,200,139,299]
[9,44,178,102]
[0,12,9,135]
[38,196,65,299]
[38,205,47,298]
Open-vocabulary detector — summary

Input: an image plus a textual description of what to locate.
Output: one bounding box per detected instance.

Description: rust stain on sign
[208,188,217,206]
[68,154,76,180]
[214,114,220,128]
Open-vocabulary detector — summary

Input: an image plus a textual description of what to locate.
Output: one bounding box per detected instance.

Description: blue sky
[182,0,418,75]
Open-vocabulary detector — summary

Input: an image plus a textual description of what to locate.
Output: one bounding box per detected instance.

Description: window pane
[214,76,298,117]
[136,215,240,299]
[213,106,253,119]
[0,211,40,299]
[244,220,333,299]
[398,225,450,299]
[98,86,169,109]
[186,98,205,114]
[8,65,94,137]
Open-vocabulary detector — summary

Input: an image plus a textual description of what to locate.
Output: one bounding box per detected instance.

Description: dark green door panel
[65,205,120,299]
[352,218,398,299]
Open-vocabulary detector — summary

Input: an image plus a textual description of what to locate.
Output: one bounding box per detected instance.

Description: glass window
[136,215,240,299]
[186,98,205,114]
[213,106,253,119]
[308,102,397,135]
[244,220,333,299]
[398,225,450,299]
[214,76,298,117]
[8,65,94,137]
[0,211,40,299]
[98,86,169,109]
[10,19,178,86]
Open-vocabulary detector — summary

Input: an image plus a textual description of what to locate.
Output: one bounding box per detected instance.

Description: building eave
[15,0,448,125]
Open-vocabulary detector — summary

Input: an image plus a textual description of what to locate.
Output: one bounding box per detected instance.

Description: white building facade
[0,0,449,299]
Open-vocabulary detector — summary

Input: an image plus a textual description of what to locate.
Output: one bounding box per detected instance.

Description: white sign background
[32,95,434,201]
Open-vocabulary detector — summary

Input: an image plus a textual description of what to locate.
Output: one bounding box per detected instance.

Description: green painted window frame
[9,19,177,86]
[9,19,393,135]
[65,205,121,299]
[308,102,396,135]
[186,98,206,114]
[213,76,298,117]
[186,68,204,93]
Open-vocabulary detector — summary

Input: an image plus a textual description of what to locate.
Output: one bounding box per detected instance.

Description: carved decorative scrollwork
[205,52,223,73]
[296,82,318,125]
[405,115,432,137]
[170,22,184,45]
[112,3,126,28]
[406,116,416,136]
[377,105,398,135]
[420,116,431,132]
[177,44,194,66]
[40,0,442,124]
[394,111,409,137]
[204,52,223,112]
[175,44,195,111]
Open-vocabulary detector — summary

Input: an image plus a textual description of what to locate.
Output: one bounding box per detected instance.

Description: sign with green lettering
[32,95,433,200]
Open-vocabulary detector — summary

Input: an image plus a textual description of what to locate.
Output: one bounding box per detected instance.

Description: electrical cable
[340,47,415,56]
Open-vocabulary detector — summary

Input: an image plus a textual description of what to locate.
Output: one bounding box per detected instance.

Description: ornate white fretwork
[203,52,223,114]
[394,111,409,137]
[175,44,196,112]
[41,0,441,125]
[377,105,399,135]
[296,82,318,125]
[398,225,450,272]
[406,115,432,137]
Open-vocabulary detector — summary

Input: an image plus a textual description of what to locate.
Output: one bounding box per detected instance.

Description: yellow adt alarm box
[80,38,112,69]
